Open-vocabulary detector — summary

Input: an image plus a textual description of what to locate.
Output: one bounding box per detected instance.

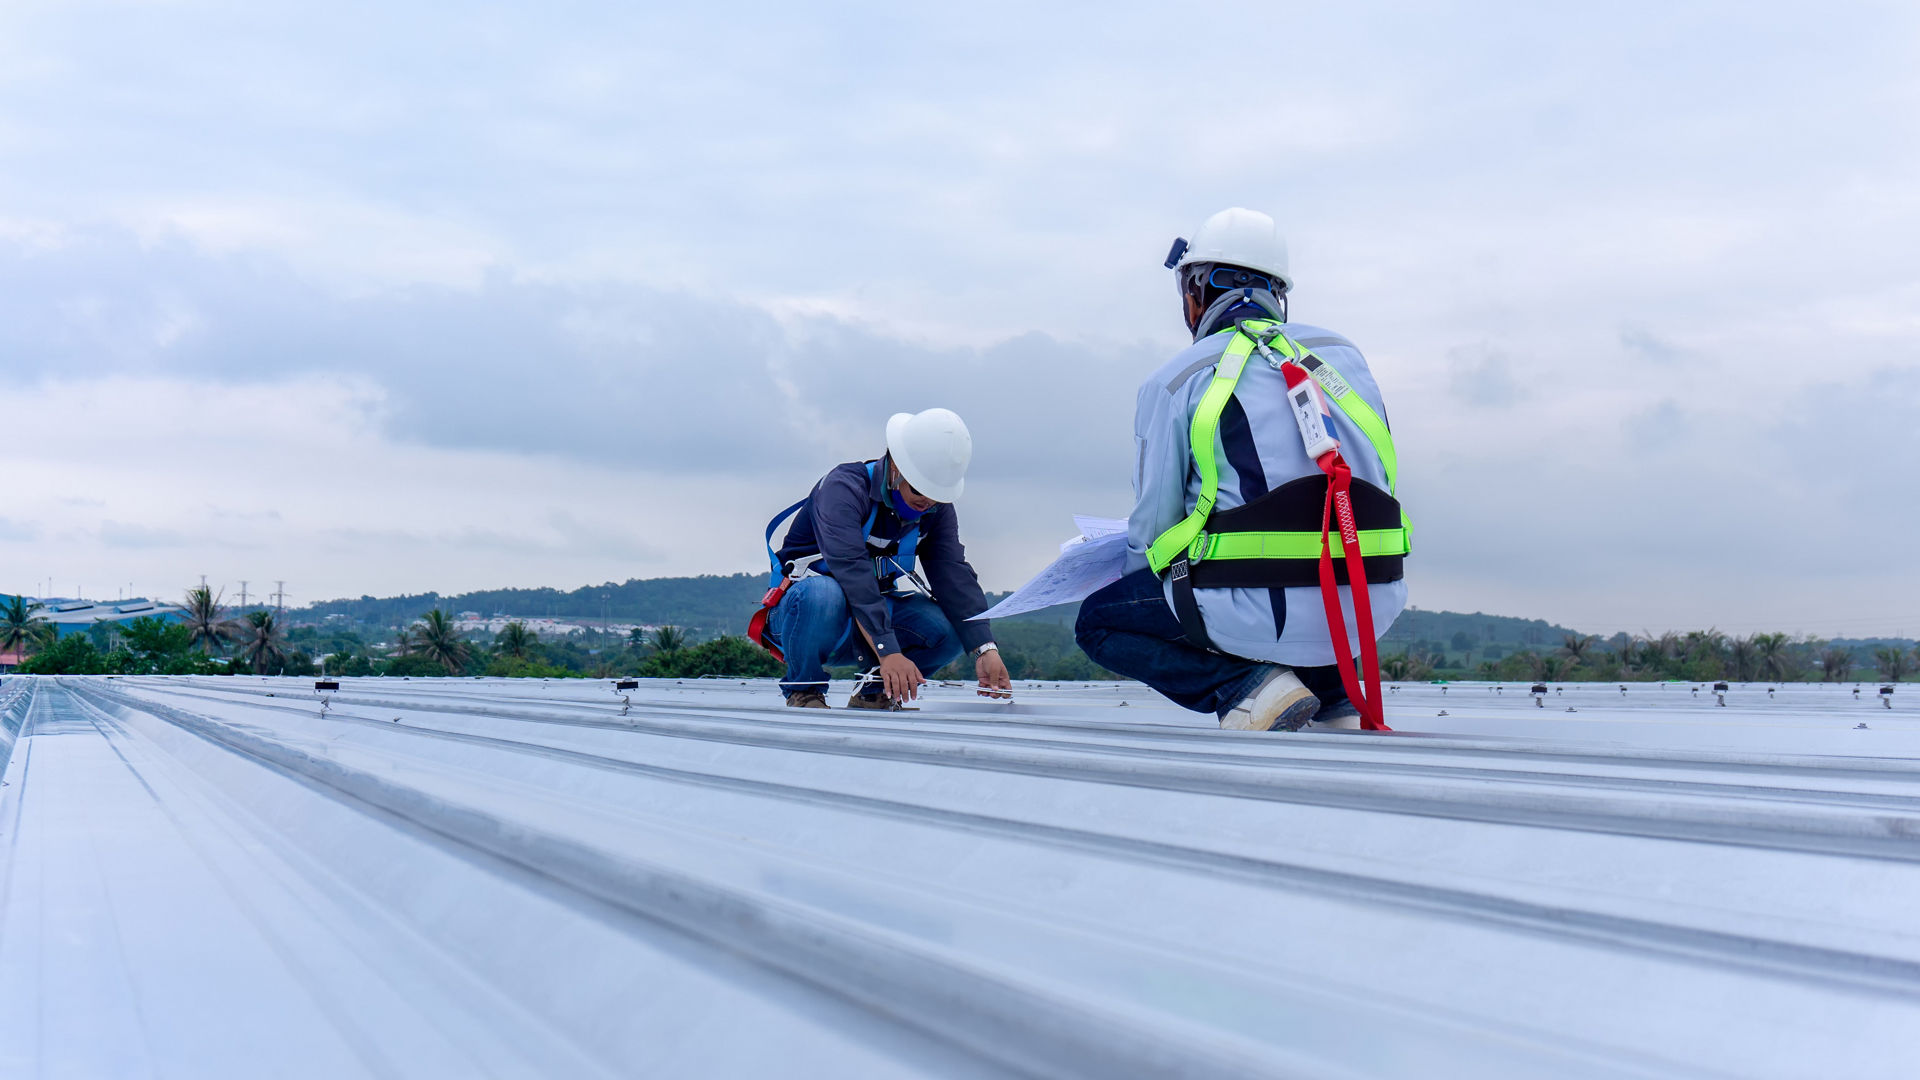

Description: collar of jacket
[1193,288,1286,340]
[869,455,940,523]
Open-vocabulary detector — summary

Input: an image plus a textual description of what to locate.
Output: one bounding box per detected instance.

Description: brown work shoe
[785,691,829,709]
[845,691,904,711]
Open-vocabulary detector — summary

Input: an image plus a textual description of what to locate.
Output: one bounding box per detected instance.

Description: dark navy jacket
[776,457,995,659]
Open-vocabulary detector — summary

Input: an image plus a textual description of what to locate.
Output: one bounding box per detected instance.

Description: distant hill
[298,573,1091,639]
[299,573,1586,646]
[1379,608,1587,653]
[300,574,770,636]
[295,573,1912,663]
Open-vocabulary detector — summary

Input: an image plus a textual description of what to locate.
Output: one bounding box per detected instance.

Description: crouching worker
[750,408,1013,709]
[1077,208,1409,732]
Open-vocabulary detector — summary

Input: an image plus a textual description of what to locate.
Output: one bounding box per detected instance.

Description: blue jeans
[766,575,964,697]
[1075,569,1350,716]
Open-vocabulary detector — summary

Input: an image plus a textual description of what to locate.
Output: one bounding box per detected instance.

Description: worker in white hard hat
[1075,208,1410,732]
[750,408,1013,709]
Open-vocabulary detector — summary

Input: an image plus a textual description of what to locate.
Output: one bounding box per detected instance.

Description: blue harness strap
[862,461,921,582]
[765,464,922,589]
[762,497,810,585]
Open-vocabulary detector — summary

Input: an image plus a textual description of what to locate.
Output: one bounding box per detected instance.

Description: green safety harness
[1145,319,1409,729]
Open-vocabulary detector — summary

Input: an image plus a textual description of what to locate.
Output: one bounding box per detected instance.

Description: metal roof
[13,597,187,628]
[0,675,1915,1078]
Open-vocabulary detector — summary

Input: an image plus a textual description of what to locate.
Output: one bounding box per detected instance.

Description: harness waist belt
[1199,527,1409,561]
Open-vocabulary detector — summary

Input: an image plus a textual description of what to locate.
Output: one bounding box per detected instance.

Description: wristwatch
[972,642,999,658]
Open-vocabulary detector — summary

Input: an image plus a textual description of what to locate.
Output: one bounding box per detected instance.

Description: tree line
[1,588,784,679]
[1382,630,1917,684]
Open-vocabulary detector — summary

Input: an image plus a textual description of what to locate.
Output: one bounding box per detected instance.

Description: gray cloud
[97,521,192,549]
[1446,343,1528,408]
[0,1,1915,632]
[0,231,1148,491]
[1619,326,1684,366]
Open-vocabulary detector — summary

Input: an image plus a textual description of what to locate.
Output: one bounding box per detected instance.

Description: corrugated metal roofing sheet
[0,675,1914,1078]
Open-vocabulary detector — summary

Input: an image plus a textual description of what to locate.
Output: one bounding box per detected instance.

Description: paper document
[971,516,1130,621]
[1073,515,1127,540]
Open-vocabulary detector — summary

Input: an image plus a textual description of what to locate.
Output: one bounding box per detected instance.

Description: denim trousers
[766,575,964,697]
[1075,568,1350,716]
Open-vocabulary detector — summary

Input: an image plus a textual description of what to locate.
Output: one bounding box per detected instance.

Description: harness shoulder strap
[862,461,923,581]
[1298,355,1397,495]
[763,498,810,585]
[1145,331,1260,575]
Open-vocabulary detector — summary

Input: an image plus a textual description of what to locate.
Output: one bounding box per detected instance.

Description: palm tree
[1683,629,1726,660]
[0,595,52,658]
[1873,647,1911,683]
[237,610,288,675]
[1560,634,1598,667]
[1728,635,1761,681]
[182,585,238,655]
[1406,650,1438,681]
[1609,635,1641,676]
[649,625,687,655]
[1681,629,1727,679]
[1819,647,1855,683]
[1755,633,1792,681]
[413,610,470,675]
[1541,655,1572,681]
[496,620,536,660]
[1651,631,1681,663]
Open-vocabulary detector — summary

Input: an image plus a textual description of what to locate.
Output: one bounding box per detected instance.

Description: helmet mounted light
[1163,237,1189,270]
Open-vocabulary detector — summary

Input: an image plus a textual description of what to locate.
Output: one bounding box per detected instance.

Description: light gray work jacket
[1125,301,1408,666]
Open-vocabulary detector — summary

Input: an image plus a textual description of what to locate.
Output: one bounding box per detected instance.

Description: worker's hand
[879,653,926,702]
[975,649,1012,699]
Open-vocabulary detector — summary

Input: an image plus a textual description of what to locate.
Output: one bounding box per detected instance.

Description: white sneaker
[1305,699,1362,731]
[1220,667,1320,732]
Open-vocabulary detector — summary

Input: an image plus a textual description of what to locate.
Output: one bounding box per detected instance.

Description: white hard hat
[1167,207,1292,292]
[885,408,971,503]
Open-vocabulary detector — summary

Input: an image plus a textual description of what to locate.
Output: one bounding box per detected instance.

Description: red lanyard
[1278,355,1389,731]
[1314,450,1389,731]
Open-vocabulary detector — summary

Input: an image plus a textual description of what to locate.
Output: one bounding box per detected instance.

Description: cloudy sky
[1,0,1915,635]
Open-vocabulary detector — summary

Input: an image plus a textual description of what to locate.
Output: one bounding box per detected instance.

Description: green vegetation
[496,621,535,659]
[16,616,257,675]
[302,574,768,638]
[236,610,289,675]
[408,610,471,674]
[636,636,782,679]
[182,586,239,655]
[1407,629,1920,685]
[1,595,53,658]
[12,575,1915,686]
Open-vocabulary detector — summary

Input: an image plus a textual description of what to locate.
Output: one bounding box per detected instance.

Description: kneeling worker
[1076,208,1410,731]
[753,408,1013,708]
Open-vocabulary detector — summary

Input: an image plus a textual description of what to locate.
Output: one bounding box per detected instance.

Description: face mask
[891,487,928,521]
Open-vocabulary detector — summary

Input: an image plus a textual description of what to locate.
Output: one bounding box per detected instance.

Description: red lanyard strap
[1315,451,1390,731]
